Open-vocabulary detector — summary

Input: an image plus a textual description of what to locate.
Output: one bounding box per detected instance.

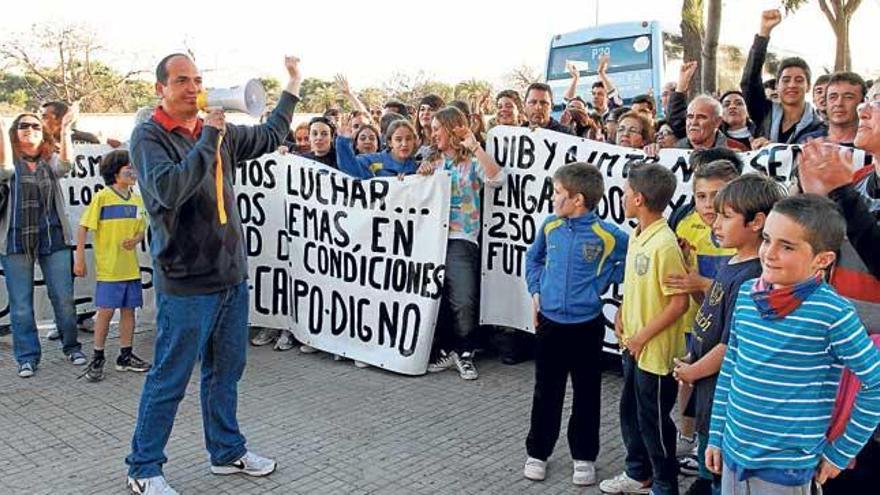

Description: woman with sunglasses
[0,111,86,378]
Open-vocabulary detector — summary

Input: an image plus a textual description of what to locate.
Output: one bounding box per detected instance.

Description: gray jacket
[0,154,74,256]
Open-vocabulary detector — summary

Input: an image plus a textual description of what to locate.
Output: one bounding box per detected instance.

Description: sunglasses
[18,122,42,131]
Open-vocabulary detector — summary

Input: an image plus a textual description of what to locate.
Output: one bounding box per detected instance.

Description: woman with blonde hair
[418,106,504,380]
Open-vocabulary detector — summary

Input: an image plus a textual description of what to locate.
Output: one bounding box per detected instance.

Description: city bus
[545,21,665,117]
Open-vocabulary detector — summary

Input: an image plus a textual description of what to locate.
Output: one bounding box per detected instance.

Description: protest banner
[479,126,869,346]
[284,157,450,375]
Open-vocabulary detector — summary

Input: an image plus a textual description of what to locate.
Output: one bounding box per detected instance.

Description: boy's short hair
[777,57,812,87]
[100,149,131,185]
[694,160,740,185]
[713,173,785,224]
[379,112,406,136]
[553,162,604,211]
[689,147,745,173]
[771,194,845,254]
[627,162,677,213]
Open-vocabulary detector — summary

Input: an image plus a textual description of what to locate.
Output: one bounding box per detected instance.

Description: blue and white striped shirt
[708,280,880,470]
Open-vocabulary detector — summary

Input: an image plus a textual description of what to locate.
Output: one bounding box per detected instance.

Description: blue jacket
[526,212,628,324]
[335,136,418,179]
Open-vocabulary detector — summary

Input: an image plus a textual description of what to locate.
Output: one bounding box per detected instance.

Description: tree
[784,0,862,71]
[299,77,336,113]
[453,79,493,105]
[702,0,722,94]
[356,87,387,111]
[258,77,281,108]
[0,23,151,112]
[503,64,541,94]
[680,0,705,96]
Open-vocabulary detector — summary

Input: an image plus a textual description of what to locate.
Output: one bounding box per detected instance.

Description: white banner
[478,126,868,338]
[1,148,451,376]
[284,158,450,375]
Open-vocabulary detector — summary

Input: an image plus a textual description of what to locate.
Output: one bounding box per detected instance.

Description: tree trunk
[680,0,704,97]
[833,16,849,71]
[702,0,722,94]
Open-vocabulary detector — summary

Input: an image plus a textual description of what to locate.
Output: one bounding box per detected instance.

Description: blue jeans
[1,250,80,365]
[126,281,249,478]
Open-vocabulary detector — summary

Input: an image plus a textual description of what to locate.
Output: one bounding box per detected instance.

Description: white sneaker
[299,344,318,354]
[572,460,596,486]
[455,351,479,380]
[427,350,458,373]
[210,451,277,477]
[676,432,697,457]
[523,457,546,481]
[599,472,651,494]
[127,475,178,495]
[333,354,345,361]
[46,327,60,340]
[353,360,370,368]
[251,328,278,347]
[273,330,295,351]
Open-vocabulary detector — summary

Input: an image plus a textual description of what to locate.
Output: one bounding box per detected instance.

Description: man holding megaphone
[124,53,302,495]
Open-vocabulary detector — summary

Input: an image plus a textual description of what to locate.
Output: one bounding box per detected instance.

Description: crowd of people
[0,7,879,495]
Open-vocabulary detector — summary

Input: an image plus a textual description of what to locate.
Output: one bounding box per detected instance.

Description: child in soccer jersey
[74,150,151,381]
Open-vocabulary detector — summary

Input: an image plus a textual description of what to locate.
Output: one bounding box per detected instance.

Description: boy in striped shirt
[706,194,880,493]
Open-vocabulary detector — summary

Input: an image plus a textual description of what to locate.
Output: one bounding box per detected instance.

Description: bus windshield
[547,35,653,80]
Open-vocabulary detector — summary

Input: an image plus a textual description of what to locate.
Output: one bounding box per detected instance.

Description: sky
[1,0,878,91]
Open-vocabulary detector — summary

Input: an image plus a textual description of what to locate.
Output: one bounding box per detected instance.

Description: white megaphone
[197,79,267,118]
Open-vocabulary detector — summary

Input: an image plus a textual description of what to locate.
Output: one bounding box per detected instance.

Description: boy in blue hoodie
[523,162,629,486]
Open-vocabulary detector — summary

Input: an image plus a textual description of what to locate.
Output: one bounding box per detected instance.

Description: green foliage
[0,23,152,112]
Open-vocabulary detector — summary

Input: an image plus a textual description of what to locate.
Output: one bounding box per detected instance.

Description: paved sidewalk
[0,327,692,494]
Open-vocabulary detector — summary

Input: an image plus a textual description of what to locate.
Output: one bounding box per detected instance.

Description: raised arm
[0,119,12,179]
[740,10,781,134]
[563,62,580,102]
[58,104,77,166]
[460,128,502,185]
[668,61,698,139]
[597,54,623,108]
[226,56,301,161]
[335,75,369,115]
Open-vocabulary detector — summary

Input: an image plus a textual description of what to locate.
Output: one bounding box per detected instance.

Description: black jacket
[129,92,298,295]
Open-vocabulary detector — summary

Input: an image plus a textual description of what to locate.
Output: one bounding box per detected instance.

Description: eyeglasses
[857,100,880,113]
[18,122,42,131]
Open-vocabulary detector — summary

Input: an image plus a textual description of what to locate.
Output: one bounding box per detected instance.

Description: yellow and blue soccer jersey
[79,187,146,282]
[674,210,735,279]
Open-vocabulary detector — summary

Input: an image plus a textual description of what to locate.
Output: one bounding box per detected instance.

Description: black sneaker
[79,358,105,382]
[116,353,152,373]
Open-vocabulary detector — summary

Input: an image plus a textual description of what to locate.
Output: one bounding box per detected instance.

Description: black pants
[822,434,880,494]
[526,314,604,461]
[620,352,680,495]
[435,239,480,354]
